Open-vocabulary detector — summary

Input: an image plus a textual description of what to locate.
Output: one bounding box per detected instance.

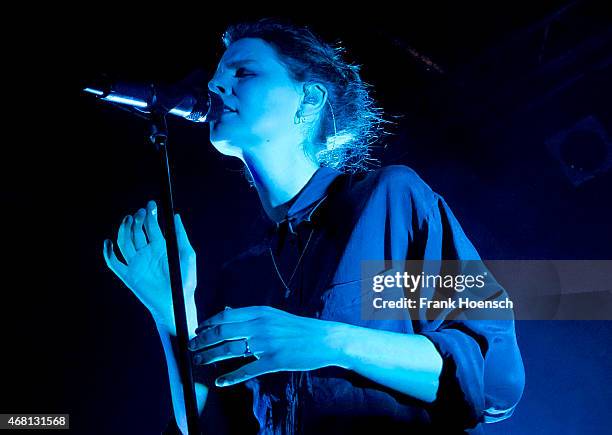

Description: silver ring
[243,339,253,357]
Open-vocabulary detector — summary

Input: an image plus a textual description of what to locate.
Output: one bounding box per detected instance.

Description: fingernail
[193,354,201,364]
[215,377,226,386]
[224,306,232,311]
[147,201,157,215]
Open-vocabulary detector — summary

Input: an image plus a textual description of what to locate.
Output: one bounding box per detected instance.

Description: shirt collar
[275,166,343,233]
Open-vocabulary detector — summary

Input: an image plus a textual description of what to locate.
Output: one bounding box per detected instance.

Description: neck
[242,145,319,223]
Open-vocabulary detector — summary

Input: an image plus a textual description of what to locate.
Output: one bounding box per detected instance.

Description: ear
[298,82,328,119]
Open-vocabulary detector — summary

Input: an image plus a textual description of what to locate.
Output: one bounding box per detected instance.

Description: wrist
[155,317,177,337]
[154,296,199,339]
[324,321,356,370]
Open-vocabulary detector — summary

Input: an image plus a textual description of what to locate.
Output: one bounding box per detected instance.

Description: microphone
[83,71,223,123]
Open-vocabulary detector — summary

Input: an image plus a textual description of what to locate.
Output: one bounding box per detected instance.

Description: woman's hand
[102,200,197,334]
[188,306,348,387]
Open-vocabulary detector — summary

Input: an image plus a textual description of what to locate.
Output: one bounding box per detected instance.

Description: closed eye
[235,67,254,78]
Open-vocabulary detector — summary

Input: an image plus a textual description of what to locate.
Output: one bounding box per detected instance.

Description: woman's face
[208,38,304,157]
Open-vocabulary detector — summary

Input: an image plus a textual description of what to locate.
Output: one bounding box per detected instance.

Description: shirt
[167,165,525,434]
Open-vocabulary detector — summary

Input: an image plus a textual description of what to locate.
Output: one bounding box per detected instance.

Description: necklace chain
[269,227,315,298]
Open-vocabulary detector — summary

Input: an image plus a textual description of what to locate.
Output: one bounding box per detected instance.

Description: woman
[103,19,524,434]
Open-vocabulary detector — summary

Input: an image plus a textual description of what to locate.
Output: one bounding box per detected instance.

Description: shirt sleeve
[415,194,525,430]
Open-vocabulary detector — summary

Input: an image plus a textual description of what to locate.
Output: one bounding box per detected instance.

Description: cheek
[245,83,300,130]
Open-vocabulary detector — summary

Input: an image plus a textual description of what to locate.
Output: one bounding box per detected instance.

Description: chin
[209,138,243,158]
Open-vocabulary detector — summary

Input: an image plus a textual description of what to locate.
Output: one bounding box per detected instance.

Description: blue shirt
[188,165,524,434]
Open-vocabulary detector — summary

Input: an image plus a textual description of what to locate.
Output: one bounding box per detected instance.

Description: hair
[221,18,388,173]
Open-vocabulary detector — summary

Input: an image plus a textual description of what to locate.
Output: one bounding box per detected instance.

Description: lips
[222,105,237,113]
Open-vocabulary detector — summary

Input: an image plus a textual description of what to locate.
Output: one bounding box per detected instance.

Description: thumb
[174,213,193,250]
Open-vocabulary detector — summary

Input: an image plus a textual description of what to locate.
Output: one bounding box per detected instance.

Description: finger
[132,208,147,250]
[196,306,270,333]
[117,215,136,263]
[216,359,274,387]
[103,239,128,277]
[144,200,163,243]
[192,339,251,365]
[175,214,195,253]
[189,320,256,351]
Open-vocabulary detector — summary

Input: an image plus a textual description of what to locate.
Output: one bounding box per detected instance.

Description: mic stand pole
[150,110,201,435]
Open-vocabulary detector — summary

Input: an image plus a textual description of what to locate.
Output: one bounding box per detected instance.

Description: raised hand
[103,200,197,333]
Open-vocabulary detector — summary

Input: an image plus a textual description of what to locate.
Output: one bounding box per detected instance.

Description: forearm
[328,322,443,403]
[156,299,207,433]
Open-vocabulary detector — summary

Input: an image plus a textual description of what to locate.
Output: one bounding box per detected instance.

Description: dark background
[2,1,611,433]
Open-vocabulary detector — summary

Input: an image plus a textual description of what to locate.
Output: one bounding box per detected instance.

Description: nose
[208,75,230,96]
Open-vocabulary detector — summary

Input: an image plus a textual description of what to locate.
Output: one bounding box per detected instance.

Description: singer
[102,19,524,434]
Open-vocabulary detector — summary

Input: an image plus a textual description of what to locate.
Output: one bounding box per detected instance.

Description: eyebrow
[224,59,259,69]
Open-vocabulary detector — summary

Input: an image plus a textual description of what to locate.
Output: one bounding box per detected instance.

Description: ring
[243,339,253,357]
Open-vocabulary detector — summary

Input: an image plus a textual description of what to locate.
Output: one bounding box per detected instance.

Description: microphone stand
[150,110,201,435]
